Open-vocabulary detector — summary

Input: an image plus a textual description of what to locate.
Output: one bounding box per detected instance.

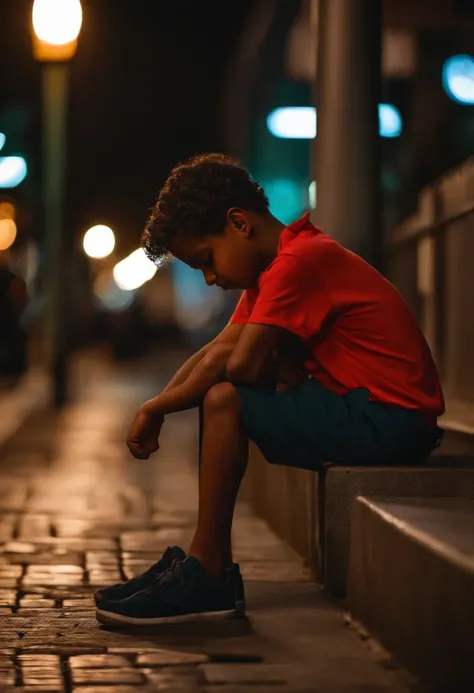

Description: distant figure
[0,253,28,377]
[94,153,445,627]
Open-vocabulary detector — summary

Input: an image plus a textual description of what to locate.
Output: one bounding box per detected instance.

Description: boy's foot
[96,556,243,627]
[94,546,186,607]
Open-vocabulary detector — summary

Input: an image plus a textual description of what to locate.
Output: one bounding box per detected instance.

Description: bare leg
[188,382,248,581]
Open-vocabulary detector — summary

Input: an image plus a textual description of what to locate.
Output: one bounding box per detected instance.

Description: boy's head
[142,153,270,290]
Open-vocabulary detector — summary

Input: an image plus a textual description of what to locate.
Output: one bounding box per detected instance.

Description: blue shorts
[235,378,442,470]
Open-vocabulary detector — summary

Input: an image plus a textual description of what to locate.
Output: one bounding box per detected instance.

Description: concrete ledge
[242,443,319,575]
[347,496,474,692]
[324,464,474,597]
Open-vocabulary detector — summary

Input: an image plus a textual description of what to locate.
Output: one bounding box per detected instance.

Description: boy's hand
[274,352,309,392]
[126,404,164,460]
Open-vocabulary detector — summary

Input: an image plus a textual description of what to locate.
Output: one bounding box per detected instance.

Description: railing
[388,156,474,405]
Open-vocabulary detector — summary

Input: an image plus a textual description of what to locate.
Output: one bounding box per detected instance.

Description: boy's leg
[188,382,248,581]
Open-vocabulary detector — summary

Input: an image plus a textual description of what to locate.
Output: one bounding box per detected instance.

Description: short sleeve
[230,287,258,325]
[248,254,331,340]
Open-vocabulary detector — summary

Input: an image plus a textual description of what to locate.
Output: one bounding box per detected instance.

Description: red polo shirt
[231,213,444,415]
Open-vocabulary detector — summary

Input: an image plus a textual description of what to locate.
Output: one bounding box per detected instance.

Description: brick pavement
[0,351,410,692]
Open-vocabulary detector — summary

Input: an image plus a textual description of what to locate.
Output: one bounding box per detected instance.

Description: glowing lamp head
[0,219,17,251]
[32,0,83,45]
[83,224,115,259]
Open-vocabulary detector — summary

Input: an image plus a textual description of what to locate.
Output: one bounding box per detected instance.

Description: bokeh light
[32,0,83,45]
[0,156,28,188]
[83,224,115,259]
[94,270,135,313]
[267,104,402,139]
[0,133,5,151]
[442,54,474,105]
[378,103,402,138]
[0,219,17,251]
[267,107,317,139]
[113,248,158,291]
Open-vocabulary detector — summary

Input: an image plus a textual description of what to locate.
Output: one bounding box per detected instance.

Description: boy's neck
[255,213,286,272]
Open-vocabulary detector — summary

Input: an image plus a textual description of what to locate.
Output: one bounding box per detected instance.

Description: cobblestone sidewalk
[0,352,409,693]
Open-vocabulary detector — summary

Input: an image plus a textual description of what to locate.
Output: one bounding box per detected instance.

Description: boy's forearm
[145,343,233,416]
[162,344,212,393]
[161,323,245,394]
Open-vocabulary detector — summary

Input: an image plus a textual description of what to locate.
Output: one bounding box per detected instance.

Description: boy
[95,153,444,627]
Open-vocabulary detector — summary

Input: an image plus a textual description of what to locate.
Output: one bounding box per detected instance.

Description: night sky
[0,0,253,254]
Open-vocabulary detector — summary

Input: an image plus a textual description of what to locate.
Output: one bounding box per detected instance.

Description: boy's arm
[144,342,233,416]
[226,324,293,384]
[161,322,244,393]
[126,343,234,459]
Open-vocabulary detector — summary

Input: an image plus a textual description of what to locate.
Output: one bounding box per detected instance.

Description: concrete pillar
[313,0,382,267]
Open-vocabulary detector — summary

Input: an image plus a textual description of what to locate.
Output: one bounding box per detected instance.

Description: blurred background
[0,0,473,408]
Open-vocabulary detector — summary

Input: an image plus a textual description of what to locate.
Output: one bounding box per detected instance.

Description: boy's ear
[227,208,251,237]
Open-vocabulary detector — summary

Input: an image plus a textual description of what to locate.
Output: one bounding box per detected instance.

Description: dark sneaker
[94,545,186,607]
[228,562,245,615]
[96,556,240,626]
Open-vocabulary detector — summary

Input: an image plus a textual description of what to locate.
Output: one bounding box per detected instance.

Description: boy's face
[169,210,261,290]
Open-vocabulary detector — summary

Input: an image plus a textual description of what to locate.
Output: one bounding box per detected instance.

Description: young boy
[95,153,444,626]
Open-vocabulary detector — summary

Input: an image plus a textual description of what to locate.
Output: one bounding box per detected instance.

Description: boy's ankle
[187,551,228,583]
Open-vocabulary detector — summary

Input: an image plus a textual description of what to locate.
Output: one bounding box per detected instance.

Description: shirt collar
[278,212,319,252]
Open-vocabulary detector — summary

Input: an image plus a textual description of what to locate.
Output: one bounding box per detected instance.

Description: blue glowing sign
[267,104,402,139]
[442,54,474,105]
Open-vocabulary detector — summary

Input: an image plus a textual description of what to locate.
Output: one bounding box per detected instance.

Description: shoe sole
[96,607,238,627]
[235,599,246,616]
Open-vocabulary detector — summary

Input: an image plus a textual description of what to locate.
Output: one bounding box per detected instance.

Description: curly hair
[142,153,269,266]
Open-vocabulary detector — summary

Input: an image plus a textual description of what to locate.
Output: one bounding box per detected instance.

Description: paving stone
[71,667,146,685]
[16,688,65,692]
[0,565,23,577]
[87,571,121,586]
[19,598,57,608]
[2,541,37,554]
[137,650,208,667]
[0,672,16,685]
[0,578,19,587]
[72,688,157,693]
[143,666,205,688]
[18,515,52,539]
[85,552,118,567]
[19,655,61,666]
[62,599,95,609]
[18,645,107,655]
[22,677,63,689]
[69,654,132,668]
[0,590,17,605]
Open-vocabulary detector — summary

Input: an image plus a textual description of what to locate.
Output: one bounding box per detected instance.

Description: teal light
[267,104,402,139]
[0,133,5,151]
[267,107,316,139]
[263,178,306,225]
[442,54,474,105]
[378,103,402,138]
[0,156,28,188]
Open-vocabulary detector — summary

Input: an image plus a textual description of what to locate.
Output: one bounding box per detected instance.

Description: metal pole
[313,0,382,268]
[42,63,69,407]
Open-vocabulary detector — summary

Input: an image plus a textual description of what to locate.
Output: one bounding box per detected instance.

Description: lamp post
[32,0,83,407]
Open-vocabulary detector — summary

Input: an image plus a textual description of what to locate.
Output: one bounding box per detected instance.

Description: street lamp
[32,0,83,407]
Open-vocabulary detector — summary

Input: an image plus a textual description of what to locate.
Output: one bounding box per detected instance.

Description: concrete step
[323,460,474,596]
[347,496,474,693]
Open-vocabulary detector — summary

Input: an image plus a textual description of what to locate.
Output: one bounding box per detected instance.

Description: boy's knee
[204,382,241,415]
